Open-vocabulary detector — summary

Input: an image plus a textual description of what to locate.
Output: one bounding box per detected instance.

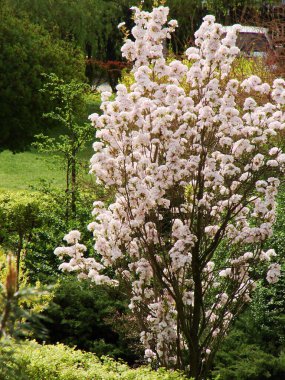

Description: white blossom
[55,6,284,375]
[267,263,281,284]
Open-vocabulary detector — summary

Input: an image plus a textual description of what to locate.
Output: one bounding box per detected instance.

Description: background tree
[6,0,134,61]
[0,193,42,289]
[138,0,278,54]
[204,0,277,25]
[33,74,94,220]
[0,2,85,151]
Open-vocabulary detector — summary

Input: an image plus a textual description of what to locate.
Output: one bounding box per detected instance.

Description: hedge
[0,339,188,380]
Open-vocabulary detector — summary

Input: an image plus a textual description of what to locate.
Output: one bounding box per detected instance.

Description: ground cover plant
[0,339,189,380]
[56,5,285,380]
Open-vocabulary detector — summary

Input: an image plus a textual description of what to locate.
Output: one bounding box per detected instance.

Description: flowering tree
[55,6,285,379]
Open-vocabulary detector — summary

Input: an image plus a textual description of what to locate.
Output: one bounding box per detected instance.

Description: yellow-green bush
[0,339,189,380]
[121,55,274,93]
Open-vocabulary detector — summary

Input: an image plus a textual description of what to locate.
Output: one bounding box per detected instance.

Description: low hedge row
[0,340,188,380]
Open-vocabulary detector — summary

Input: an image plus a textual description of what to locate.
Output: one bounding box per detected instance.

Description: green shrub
[0,339,189,380]
[35,276,142,363]
[212,187,285,379]
[0,188,96,284]
[213,341,285,380]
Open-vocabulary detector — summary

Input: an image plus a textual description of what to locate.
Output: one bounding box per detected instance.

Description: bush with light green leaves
[0,339,195,380]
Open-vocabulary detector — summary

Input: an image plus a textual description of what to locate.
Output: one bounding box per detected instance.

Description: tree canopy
[56,5,285,379]
[6,0,134,60]
[0,3,85,151]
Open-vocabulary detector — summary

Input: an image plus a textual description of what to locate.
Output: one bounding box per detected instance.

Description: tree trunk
[189,243,203,379]
[16,233,23,290]
[71,147,76,217]
[65,160,70,223]
[188,332,202,379]
[0,299,12,338]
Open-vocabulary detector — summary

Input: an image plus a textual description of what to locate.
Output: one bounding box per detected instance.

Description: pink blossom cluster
[54,230,117,285]
[56,5,284,371]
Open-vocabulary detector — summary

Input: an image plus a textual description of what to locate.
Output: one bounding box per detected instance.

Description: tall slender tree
[56,5,285,379]
[34,74,93,220]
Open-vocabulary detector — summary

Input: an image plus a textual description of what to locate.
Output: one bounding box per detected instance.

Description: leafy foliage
[0,189,94,284]
[0,339,189,380]
[35,276,142,363]
[0,254,50,340]
[33,73,94,218]
[212,187,285,379]
[6,0,135,60]
[0,2,85,151]
[213,321,285,380]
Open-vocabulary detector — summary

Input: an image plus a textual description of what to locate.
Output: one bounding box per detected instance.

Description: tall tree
[34,74,93,220]
[204,0,277,25]
[56,5,285,380]
[0,3,85,151]
[7,0,134,60]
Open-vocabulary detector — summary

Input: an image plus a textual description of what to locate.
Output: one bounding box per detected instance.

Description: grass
[0,93,100,192]
[0,144,95,192]
[0,150,66,191]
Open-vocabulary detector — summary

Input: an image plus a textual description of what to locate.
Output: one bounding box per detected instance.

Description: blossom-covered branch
[56,5,285,379]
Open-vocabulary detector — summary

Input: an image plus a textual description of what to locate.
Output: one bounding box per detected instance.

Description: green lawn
[0,145,95,192]
[0,150,66,191]
[0,93,99,192]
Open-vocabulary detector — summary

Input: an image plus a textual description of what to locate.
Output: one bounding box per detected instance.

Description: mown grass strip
[0,150,65,191]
